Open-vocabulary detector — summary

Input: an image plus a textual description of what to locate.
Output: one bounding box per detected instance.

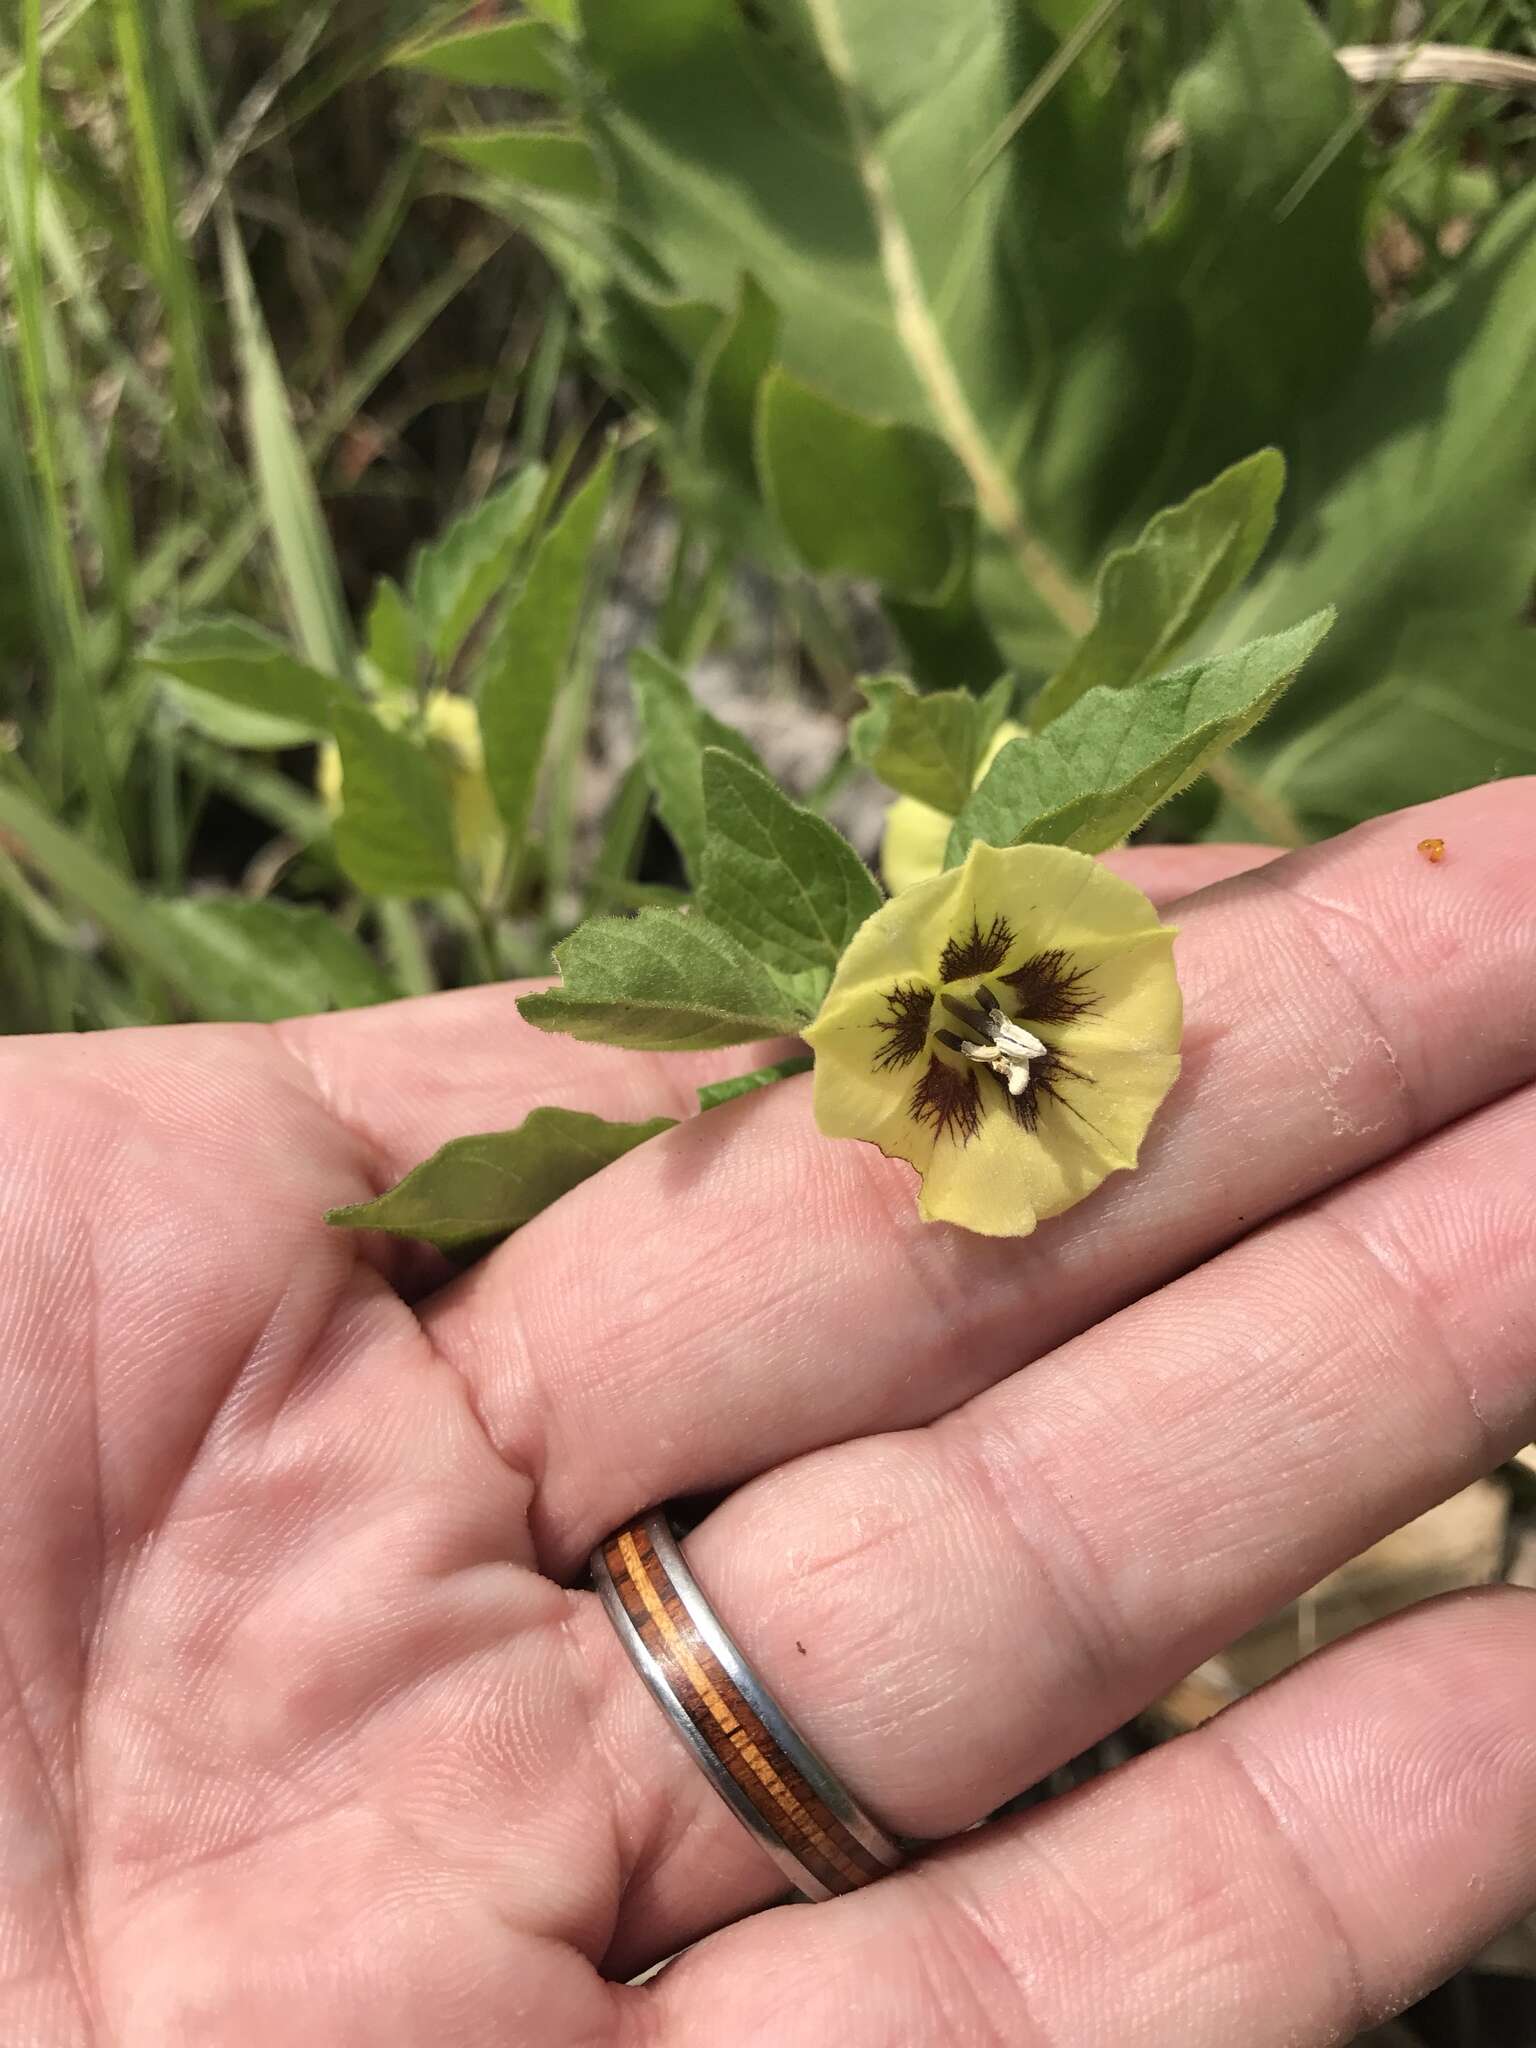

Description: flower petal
[806,1002,939,1174]
[807,839,1182,1237]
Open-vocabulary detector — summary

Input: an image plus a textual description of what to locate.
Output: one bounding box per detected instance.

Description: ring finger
[581,1074,1536,1970]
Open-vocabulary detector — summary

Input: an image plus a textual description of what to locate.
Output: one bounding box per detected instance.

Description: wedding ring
[592,1511,905,1901]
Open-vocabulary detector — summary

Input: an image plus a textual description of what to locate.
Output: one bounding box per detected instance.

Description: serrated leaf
[145,616,341,748]
[1032,450,1286,728]
[395,20,566,94]
[697,748,881,1000]
[331,700,461,897]
[409,465,546,668]
[429,128,607,204]
[326,1107,673,1255]
[850,673,1013,815]
[518,907,807,1049]
[160,898,395,1021]
[697,1054,813,1112]
[948,612,1334,861]
[478,449,612,857]
[757,368,962,600]
[630,647,759,880]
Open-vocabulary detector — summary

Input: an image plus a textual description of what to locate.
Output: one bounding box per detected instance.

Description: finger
[423,780,1536,1568]
[1101,838,1279,903]
[273,984,794,1193]
[273,845,1271,1189]
[588,1074,1536,1965]
[624,1590,1536,2048]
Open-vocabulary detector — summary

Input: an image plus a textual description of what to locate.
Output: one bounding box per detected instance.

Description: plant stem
[377,900,436,998]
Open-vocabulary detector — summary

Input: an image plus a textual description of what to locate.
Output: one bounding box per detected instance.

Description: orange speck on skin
[1418,837,1446,864]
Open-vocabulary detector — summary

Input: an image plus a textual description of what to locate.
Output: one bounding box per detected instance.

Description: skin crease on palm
[2,785,1536,2048]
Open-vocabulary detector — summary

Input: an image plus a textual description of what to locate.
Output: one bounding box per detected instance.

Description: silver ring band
[591,1510,905,1901]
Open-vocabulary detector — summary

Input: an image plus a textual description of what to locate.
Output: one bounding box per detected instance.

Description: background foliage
[2,0,1533,1042]
[2,4,1535,2032]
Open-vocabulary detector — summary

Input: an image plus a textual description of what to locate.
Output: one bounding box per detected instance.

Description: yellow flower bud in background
[878,718,1026,895]
[317,691,505,891]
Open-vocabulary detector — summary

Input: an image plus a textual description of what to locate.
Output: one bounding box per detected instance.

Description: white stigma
[961,1014,1048,1096]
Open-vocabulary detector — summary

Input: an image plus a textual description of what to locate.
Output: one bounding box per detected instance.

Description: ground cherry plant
[329,603,1325,1250]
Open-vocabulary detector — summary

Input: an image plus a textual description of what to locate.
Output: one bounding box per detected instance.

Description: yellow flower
[804,841,1181,1236]
[879,718,1026,894]
[318,691,504,889]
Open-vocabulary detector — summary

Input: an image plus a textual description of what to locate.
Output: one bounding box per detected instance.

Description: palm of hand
[3,786,1535,2048]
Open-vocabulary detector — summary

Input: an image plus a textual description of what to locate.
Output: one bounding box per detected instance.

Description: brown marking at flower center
[995,1048,1088,1131]
[938,912,1014,985]
[1001,948,1096,1026]
[910,1055,982,1143]
[872,981,934,1071]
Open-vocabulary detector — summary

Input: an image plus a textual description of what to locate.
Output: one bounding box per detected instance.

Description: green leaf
[850,673,1013,814]
[756,368,961,599]
[409,465,547,669]
[685,273,781,502]
[145,616,341,748]
[697,1053,813,1112]
[362,577,420,694]
[429,128,607,204]
[0,781,389,1023]
[1237,619,1536,840]
[1031,450,1286,728]
[696,748,881,1001]
[1214,180,1536,837]
[948,612,1334,861]
[394,20,566,94]
[217,214,353,678]
[330,700,461,897]
[630,646,759,880]
[1161,0,1370,444]
[159,899,395,1021]
[326,1107,674,1255]
[478,449,612,857]
[518,907,807,1049]
[503,0,1387,671]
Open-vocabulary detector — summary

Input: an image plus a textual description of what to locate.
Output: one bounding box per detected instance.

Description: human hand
[3,781,1533,2047]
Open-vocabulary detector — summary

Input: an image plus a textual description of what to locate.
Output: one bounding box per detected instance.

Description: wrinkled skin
[3,784,1535,2048]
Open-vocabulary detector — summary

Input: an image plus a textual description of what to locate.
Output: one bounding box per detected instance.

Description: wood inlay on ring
[601,1521,890,1896]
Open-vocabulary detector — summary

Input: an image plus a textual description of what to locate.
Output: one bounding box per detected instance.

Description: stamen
[939,992,989,1036]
